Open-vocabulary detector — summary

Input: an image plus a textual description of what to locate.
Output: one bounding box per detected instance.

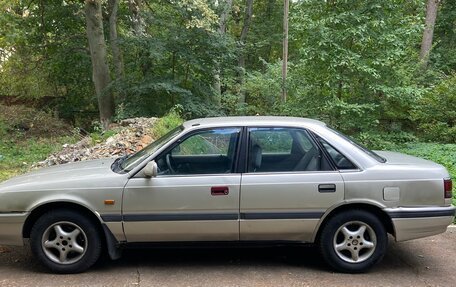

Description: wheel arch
[313,202,395,243]
[22,201,104,239]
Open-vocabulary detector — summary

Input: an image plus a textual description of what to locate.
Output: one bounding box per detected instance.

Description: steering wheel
[165,153,176,174]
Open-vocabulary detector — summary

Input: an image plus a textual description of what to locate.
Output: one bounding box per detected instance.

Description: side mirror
[143,160,158,178]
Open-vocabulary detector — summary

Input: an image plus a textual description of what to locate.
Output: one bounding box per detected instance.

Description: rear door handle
[318,184,336,193]
[211,186,229,196]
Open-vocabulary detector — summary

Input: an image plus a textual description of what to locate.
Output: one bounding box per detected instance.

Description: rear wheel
[319,210,387,273]
[30,209,102,273]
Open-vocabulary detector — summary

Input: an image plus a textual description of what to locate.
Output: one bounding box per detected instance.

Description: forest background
[0,0,454,199]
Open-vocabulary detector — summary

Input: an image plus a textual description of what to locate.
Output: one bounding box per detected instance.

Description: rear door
[240,127,344,242]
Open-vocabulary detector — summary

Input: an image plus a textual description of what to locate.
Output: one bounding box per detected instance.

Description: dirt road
[0,227,455,287]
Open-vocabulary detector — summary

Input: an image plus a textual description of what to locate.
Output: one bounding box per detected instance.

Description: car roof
[183,116,327,129]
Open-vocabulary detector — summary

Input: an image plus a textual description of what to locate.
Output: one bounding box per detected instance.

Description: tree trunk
[420,0,440,68]
[108,0,124,80]
[128,0,148,75]
[213,0,234,100]
[265,0,275,61]
[85,0,114,130]
[238,0,253,104]
[128,0,146,36]
[281,0,289,102]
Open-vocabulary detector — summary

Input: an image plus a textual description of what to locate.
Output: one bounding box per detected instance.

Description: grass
[0,135,80,182]
[89,130,117,145]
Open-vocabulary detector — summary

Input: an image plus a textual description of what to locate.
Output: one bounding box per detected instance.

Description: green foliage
[285,0,424,135]
[89,130,117,145]
[0,136,79,182]
[242,60,283,115]
[0,0,455,150]
[431,0,456,75]
[412,74,456,143]
[356,131,418,151]
[0,103,78,181]
[0,1,95,126]
[151,108,184,139]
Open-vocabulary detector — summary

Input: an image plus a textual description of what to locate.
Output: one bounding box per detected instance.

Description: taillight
[444,178,453,199]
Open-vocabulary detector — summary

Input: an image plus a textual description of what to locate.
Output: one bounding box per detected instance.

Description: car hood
[0,158,119,191]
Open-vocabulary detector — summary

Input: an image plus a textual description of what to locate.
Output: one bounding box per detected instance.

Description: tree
[84,0,114,129]
[420,0,440,68]
[281,0,289,102]
[128,0,145,36]
[213,0,234,99]
[238,0,254,104]
[108,0,124,80]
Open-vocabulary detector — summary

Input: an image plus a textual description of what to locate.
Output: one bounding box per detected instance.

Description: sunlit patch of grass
[0,135,80,182]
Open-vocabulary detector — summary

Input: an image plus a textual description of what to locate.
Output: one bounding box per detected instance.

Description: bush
[356,131,417,150]
[412,74,456,143]
[151,107,184,138]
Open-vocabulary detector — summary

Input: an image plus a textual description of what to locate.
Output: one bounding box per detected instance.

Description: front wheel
[30,209,102,273]
[319,210,387,273]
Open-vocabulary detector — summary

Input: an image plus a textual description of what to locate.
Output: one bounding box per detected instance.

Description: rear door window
[247,127,331,172]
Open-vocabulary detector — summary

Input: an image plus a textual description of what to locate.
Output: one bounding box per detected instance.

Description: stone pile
[34,117,158,168]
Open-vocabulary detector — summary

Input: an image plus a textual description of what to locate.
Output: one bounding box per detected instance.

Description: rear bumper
[0,212,28,246]
[385,206,455,242]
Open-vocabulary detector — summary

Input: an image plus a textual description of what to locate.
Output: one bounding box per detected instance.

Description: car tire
[319,210,387,273]
[30,209,102,274]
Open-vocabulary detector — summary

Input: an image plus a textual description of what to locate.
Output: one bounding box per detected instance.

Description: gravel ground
[0,226,455,287]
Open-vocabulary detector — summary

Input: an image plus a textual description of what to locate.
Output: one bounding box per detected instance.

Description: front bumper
[0,212,28,246]
[385,206,456,242]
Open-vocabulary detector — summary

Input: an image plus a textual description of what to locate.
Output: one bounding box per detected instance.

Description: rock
[141,135,153,145]
[105,136,116,145]
[33,117,158,168]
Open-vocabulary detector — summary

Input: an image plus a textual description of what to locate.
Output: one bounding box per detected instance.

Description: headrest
[250,144,262,172]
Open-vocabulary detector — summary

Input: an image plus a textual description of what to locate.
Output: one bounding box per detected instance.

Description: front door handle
[211,186,229,196]
[318,184,336,193]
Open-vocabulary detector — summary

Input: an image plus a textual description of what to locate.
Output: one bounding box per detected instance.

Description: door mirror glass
[143,160,158,178]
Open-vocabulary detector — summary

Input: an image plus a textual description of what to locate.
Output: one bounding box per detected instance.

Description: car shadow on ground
[0,240,419,275]
[91,241,414,274]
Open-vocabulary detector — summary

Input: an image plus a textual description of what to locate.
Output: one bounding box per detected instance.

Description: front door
[122,127,242,242]
[240,127,345,242]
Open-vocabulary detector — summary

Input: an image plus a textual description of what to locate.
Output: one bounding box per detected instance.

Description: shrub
[151,107,184,138]
[412,74,456,143]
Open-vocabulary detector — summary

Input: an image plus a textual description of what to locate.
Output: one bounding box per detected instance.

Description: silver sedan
[0,116,454,273]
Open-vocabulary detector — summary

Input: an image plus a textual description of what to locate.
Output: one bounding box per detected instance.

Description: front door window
[156,128,241,175]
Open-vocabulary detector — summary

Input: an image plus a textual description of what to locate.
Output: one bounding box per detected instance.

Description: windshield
[329,128,386,163]
[112,125,184,173]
